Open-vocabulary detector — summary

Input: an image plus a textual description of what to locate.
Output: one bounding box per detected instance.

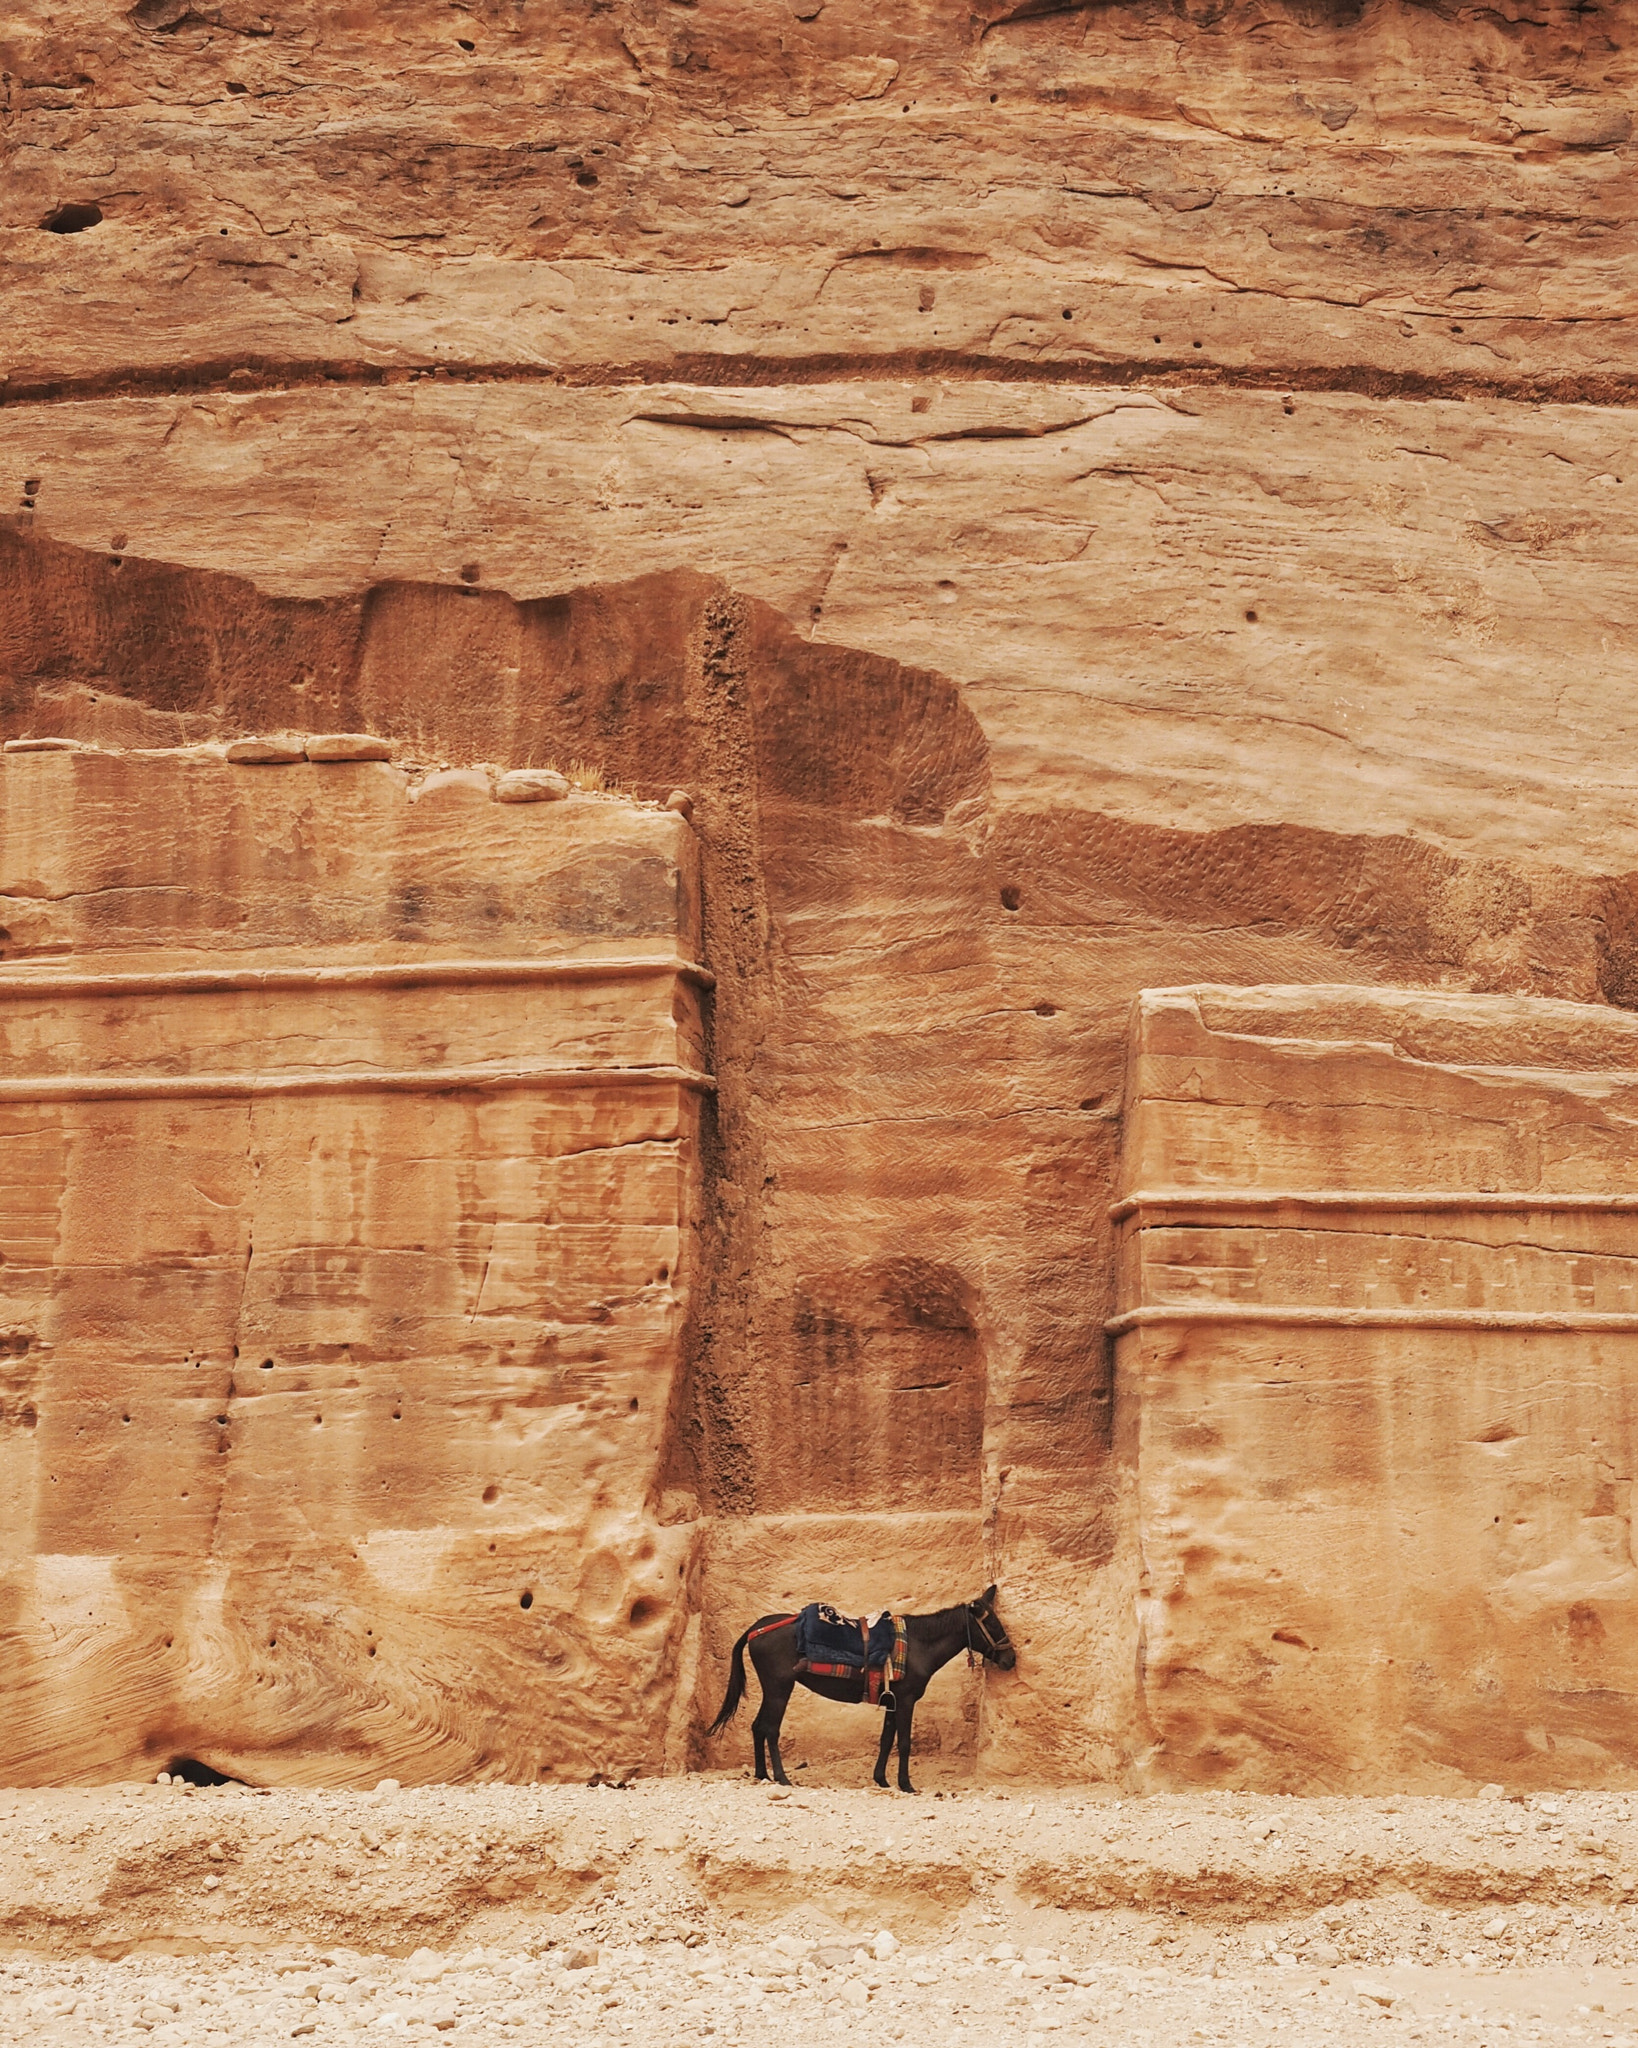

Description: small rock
[665,788,694,819]
[1476,1783,1506,1801]
[207,1841,226,1861]
[374,1777,401,1794]
[840,1978,870,2009]
[203,1874,221,1891]
[565,1946,599,1971]
[225,736,305,764]
[1353,1980,1397,2009]
[304,733,393,762]
[872,1930,899,1961]
[1310,1941,1341,1967]
[494,769,571,803]
[1483,1917,1508,1939]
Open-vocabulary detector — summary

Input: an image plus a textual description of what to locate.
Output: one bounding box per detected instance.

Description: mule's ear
[984,1583,997,1604]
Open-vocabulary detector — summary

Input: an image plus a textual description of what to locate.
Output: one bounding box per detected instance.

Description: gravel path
[6,1779,1638,2045]
[7,1936,1638,2048]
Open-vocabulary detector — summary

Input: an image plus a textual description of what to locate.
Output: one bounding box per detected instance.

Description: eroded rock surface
[1118,987,1638,1789]
[2,0,1636,1788]
[0,746,704,1784]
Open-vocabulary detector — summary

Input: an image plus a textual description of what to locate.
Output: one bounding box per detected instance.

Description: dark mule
[707,1586,1015,1794]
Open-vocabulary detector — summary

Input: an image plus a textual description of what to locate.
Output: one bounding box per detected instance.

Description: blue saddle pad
[796,1602,896,1671]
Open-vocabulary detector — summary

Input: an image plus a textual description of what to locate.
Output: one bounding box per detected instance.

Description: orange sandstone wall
[2,0,1637,1787]
[0,745,705,1785]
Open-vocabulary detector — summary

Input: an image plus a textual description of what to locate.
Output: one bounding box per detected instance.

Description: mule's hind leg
[872,1705,896,1789]
[752,1681,795,1788]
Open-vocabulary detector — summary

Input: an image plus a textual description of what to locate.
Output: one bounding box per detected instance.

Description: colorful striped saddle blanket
[793,1602,907,1707]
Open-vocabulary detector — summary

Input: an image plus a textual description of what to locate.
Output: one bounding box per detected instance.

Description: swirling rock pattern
[0,745,705,1785]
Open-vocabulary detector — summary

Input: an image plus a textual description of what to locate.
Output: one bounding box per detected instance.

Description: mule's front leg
[752,1725,769,1782]
[767,1730,793,1787]
[872,1707,896,1788]
[894,1698,918,1794]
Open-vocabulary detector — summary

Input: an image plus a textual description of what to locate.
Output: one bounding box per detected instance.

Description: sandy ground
[7,1775,1638,2045]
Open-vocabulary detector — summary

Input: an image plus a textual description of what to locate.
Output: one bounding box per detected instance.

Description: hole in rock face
[226,79,247,92]
[456,35,474,47]
[628,1396,640,1412]
[1033,1002,1057,1017]
[482,1482,500,1504]
[519,1589,534,1610]
[165,1756,241,1787]
[629,1597,661,1628]
[1000,885,1022,911]
[459,562,480,584]
[576,169,599,188]
[41,202,103,234]
[1244,609,1258,622]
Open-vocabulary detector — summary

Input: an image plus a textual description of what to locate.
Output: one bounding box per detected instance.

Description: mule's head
[971,1584,1016,1670]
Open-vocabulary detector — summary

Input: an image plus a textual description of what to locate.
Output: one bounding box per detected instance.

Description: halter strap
[965,1600,1006,1665]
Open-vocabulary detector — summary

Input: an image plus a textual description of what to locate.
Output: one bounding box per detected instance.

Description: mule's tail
[708,1627,752,1734]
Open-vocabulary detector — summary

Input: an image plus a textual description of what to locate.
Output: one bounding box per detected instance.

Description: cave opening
[164,1756,245,1787]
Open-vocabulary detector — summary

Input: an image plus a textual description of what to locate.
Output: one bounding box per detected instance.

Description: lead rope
[965,1606,975,1671]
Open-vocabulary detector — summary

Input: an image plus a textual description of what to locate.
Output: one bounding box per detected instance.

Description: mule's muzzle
[996,1645,1017,1671]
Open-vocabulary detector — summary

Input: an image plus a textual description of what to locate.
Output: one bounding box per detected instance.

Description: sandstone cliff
[1,0,1635,1788]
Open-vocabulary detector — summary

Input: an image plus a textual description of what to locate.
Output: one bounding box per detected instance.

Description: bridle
[964,1601,1010,1670]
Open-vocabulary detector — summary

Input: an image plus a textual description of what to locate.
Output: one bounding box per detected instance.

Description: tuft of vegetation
[566,758,609,792]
